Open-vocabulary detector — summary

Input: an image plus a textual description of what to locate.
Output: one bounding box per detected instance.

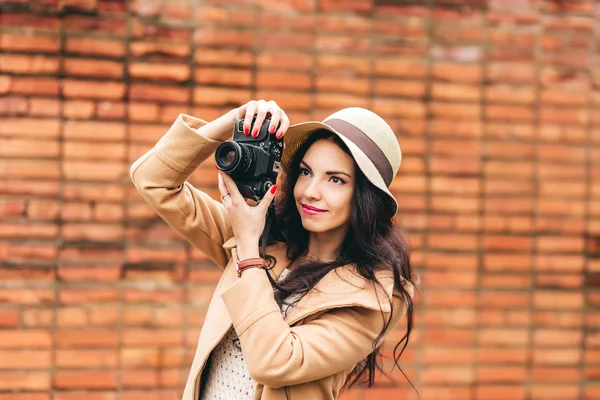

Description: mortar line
[526,3,544,399]
[473,4,490,399]
[117,1,134,398]
[50,4,67,399]
[577,9,596,400]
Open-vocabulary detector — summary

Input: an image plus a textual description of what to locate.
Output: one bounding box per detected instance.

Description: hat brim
[281,121,398,214]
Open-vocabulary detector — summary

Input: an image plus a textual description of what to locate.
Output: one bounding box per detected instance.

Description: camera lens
[215,141,252,175]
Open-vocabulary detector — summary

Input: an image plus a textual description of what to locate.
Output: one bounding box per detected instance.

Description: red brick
[2,242,57,261]
[63,79,125,100]
[66,37,125,57]
[132,20,190,41]
[64,16,127,35]
[56,330,119,348]
[1,13,61,31]
[99,100,126,119]
[130,40,189,59]
[64,58,123,78]
[130,83,190,103]
[0,350,52,369]
[193,86,250,106]
[0,54,59,74]
[62,183,125,202]
[61,222,123,242]
[0,138,60,158]
[54,392,117,400]
[59,287,119,304]
[0,371,51,390]
[129,63,190,82]
[56,349,118,368]
[8,76,60,95]
[63,141,126,161]
[0,96,28,115]
[57,307,88,328]
[123,288,183,304]
[193,67,252,86]
[0,309,20,327]
[129,102,159,122]
[0,33,60,52]
[0,330,52,348]
[63,99,94,118]
[88,308,119,327]
[0,159,60,179]
[29,98,61,116]
[0,117,61,138]
[54,370,118,389]
[57,265,121,282]
[63,120,126,141]
[194,48,253,67]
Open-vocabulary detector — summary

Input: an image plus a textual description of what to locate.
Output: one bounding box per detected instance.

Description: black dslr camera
[215,117,283,202]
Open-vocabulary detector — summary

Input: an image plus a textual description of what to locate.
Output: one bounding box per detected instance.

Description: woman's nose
[304,180,321,200]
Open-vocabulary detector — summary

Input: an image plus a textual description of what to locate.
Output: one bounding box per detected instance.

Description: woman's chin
[300,218,323,233]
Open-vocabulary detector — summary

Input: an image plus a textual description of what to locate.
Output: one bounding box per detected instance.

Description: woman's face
[293,139,355,238]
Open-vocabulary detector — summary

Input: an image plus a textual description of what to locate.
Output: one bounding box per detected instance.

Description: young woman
[130,99,418,400]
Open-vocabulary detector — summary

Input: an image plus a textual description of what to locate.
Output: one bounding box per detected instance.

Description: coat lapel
[190,238,396,398]
[220,237,395,327]
[284,265,394,325]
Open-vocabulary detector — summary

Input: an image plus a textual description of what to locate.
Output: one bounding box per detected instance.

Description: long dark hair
[261,129,419,393]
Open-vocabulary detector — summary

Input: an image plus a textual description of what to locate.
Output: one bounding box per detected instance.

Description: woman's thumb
[260,185,277,211]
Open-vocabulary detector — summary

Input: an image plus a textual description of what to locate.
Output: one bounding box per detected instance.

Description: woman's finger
[217,172,234,208]
[243,101,257,136]
[258,184,277,215]
[251,99,269,139]
[217,169,228,197]
[276,113,290,140]
[218,170,244,205]
[267,101,282,135]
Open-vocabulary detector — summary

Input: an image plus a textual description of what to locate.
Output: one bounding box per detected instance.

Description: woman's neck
[306,231,345,262]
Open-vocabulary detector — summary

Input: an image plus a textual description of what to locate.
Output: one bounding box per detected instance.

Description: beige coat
[130,114,414,400]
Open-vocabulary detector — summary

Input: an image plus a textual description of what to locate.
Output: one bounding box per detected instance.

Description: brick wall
[1,0,599,399]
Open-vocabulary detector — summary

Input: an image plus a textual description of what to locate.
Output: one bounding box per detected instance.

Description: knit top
[200,268,299,400]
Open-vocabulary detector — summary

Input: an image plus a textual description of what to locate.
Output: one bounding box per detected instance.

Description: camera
[215,117,283,202]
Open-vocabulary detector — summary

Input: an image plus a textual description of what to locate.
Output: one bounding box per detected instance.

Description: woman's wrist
[196,109,236,142]
[236,237,261,261]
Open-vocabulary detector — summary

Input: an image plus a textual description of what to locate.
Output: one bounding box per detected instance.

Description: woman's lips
[302,204,327,215]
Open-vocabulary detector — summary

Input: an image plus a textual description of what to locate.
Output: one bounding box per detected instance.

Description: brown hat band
[324,118,394,186]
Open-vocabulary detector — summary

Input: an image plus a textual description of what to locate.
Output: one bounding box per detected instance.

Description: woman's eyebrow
[300,160,353,178]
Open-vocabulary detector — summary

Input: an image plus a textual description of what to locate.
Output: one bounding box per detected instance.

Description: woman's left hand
[217,169,278,251]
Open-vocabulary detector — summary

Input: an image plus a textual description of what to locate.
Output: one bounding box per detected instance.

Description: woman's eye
[331,177,345,184]
[300,168,311,176]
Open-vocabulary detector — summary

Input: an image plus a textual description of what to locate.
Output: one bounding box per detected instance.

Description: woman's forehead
[303,139,354,169]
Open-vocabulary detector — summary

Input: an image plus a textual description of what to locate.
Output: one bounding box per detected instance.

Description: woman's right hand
[233,99,291,140]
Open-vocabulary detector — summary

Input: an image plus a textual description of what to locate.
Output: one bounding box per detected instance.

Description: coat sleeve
[130,114,234,269]
[220,268,412,389]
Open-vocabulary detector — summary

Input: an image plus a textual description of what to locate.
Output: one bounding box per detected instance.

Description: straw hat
[281,107,402,214]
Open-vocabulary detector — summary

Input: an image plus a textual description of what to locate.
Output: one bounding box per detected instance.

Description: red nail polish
[270,185,277,194]
[244,127,249,136]
[276,132,282,139]
[252,129,258,138]
[269,126,275,134]
[215,164,218,170]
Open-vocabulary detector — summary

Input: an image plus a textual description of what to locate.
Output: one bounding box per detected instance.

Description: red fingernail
[215,164,218,170]
[269,126,275,134]
[252,129,258,138]
[244,127,249,136]
[270,185,277,194]
[276,132,282,139]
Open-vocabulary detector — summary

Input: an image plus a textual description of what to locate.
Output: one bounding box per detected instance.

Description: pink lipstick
[302,204,326,215]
